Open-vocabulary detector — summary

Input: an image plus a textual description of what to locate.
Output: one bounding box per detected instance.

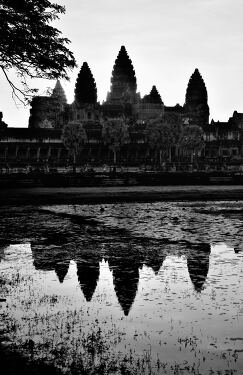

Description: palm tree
[62,121,88,173]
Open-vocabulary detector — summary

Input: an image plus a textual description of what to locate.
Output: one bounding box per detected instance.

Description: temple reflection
[187,243,211,293]
[144,246,167,275]
[30,238,212,314]
[108,244,142,316]
[31,244,71,283]
[0,244,6,263]
[76,257,100,302]
[55,260,70,283]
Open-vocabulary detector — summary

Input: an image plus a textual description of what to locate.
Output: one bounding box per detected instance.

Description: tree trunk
[168,147,172,163]
[159,149,162,166]
[113,149,117,164]
[73,152,76,173]
[190,151,194,164]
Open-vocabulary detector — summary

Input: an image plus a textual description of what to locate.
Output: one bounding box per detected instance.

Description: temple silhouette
[187,243,211,293]
[31,244,71,283]
[76,256,100,302]
[1,45,243,168]
[108,245,142,315]
[28,45,209,128]
[30,230,212,315]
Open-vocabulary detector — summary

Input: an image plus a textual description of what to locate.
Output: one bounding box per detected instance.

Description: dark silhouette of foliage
[180,124,205,163]
[62,122,88,172]
[102,119,130,164]
[145,113,183,165]
[74,62,97,105]
[0,0,76,102]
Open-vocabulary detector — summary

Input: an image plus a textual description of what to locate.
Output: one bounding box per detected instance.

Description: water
[0,201,243,374]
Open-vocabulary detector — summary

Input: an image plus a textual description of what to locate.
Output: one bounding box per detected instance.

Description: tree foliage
[180,125,204,152]
[179,124,205,163]
[62,122,87,171]
[145,114,183,165]
[102,119,130,164]
[0,0,76,101]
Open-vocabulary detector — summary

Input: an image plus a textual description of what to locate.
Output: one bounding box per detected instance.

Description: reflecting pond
[0,201,243,374]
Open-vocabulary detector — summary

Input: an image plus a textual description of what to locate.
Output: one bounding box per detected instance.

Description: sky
[1,0,243,127]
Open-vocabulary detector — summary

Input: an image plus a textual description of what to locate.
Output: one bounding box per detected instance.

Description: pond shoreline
[1,185,243,206]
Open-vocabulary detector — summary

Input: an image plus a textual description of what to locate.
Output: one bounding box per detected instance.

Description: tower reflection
[108,244,142,316]
[76,255,100,302]
[187,243,211,293]
[31,244,70,283]
[145,246,167,275]
[31,236,212,313]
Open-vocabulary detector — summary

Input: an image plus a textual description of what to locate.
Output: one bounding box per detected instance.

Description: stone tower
[74,62,97,106]
[29,80,67,129]
[51,80,67,107]
[136,85,164,120]
[106,46,137,104]
[184,68,209,126]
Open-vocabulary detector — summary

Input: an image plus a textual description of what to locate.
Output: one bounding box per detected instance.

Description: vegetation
[62,122,88,172]
[145,113,183,166]
[180,124,205,163]
[0,0,76,102]
[145,119,173,166]
[102,119,130,164]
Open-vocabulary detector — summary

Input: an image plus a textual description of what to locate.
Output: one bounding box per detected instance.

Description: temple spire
[74,62,97,106]
[143,85,163,104]
[184,68,209,125]
[51,79,67,106]
[107,46,137,103]
[185,69,208,106]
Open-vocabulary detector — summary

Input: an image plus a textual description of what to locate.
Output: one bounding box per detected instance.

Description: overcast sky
[1,0,243,127]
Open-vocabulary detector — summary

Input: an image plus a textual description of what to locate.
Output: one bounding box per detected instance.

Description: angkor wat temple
[28,45,209,129]
[0,45,243,169]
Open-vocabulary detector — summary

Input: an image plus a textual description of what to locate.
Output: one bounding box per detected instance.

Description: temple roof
[75,62,97,105]
[142,85,163,104]
[111,46,137,92]
[51,80,67,105]
[185,68,208,106]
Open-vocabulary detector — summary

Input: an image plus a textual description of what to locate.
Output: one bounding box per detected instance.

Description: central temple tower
[106,46,137,104]
[184,68,209,126]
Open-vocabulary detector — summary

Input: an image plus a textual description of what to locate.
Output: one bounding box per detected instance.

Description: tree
[145,113,183,167]
[0,0,76,102]
[62,122,88,173]
[179,125,205,164]
[162,112,183,162]
[102,119,130,164]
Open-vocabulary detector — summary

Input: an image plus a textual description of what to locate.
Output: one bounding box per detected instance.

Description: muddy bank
[1,185,243,206]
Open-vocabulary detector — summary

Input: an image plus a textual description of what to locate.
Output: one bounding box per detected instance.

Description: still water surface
[0,201,243,374]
